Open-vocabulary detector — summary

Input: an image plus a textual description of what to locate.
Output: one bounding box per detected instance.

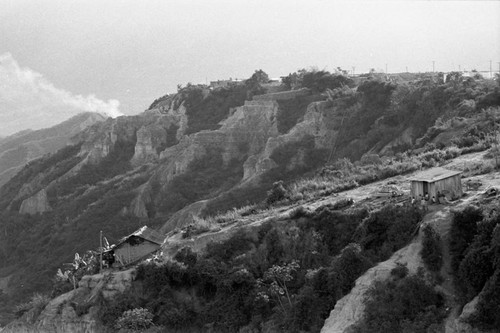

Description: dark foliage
[449,206,482,274]
[470,269,500,330]
[182,84,250,135]
[265,135,328,184]
[101,205,421,332]
[420,224,443,272]
[449,204,500,330]
[282,70,353,93]
[276,94,325,134]
[266,181,288,206]
[352,273,446,333]
[356,205,423,262]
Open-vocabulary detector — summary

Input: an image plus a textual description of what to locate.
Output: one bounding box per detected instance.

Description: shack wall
[434,174,463,199]
[410,174,462,200]
[114,241,159,266]
[410,181,424,198]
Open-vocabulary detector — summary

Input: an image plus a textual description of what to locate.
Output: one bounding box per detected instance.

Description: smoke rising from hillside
[0,53,122,136]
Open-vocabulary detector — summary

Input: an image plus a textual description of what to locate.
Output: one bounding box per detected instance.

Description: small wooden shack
[113,226,164,267]
[409,167,463,201]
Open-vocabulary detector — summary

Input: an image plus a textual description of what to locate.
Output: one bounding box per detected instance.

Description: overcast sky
[1,0,499,136]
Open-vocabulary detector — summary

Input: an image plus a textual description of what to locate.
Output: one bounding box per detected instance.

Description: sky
[0,0,499,136]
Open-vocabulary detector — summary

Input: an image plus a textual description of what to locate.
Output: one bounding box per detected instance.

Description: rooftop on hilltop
[409,167,462,183]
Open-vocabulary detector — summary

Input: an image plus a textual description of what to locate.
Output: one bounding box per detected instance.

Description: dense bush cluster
[276,94,325,134]
[281,69,354,93]
[352,271,446,332]
[98,204,423,332]
[450,203,500,330]
[181,84,250,135]
[420,224,443,273]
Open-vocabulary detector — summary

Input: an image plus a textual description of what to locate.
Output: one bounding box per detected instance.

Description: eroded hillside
[1,70,500,330]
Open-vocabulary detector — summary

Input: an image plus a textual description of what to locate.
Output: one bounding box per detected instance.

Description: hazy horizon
[1,0,499,136]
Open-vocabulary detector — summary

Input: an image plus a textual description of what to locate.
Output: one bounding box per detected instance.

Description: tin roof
[409,167,462,183]
[116,226,165,247]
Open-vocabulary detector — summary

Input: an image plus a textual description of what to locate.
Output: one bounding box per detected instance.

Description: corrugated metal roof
[116,226,165,246]
[409,167,462,182]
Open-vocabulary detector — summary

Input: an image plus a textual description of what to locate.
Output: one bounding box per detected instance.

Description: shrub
[266,181,288,206]
[173,247,198,267]
[391,263,409,279]
[330,198,354,210]
[450,206,482,274]
[356,205,423,262]
[457,246,493,299]
[289,205,310,219]
[115,308,154,331]
[420,224,443,272]
[351,274,446,333]
[469,269,500,330]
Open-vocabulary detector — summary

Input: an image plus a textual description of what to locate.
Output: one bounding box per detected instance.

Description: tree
[260,260,300,314]
[115,308,154,331]
[249,69,269,84]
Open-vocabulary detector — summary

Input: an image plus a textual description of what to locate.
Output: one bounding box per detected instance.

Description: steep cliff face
[19,189,52,215]
[153,95,340,231]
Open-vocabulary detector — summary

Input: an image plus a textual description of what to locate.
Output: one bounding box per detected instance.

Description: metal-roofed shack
[409,167,463,200]
[113,226,164,267]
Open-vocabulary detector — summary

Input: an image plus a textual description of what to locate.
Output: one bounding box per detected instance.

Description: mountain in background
[0,112,106,187]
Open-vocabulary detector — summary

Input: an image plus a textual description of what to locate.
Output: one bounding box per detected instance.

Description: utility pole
[99,230,103,272]
[494,114,499,169]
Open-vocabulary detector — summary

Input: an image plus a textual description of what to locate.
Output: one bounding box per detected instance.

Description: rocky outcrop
[129,183,152,218]
[131,125,166,164]
[243,100,335,183]
[19,189,51,215]
[0,269,136,333]
[155,97,343,231]
[0,274,11,294]
[154,98,281,188]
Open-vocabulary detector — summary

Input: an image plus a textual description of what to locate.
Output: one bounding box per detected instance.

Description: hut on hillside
[409,167,463,201]
[112,226,164,267]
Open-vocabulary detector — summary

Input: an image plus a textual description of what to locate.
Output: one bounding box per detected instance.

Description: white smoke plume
[0,53,123,136]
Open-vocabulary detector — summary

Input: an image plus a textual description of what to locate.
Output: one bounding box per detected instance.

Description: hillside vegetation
[0,69,500,330]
